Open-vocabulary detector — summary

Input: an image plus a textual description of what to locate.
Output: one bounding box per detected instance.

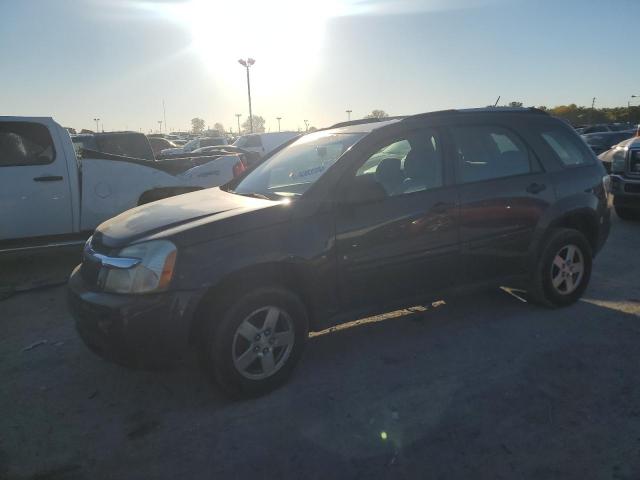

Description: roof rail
[403,107,548,122]
[328,116,406,129]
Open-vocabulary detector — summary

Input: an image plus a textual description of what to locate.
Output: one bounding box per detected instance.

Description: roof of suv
[327,107,548,133]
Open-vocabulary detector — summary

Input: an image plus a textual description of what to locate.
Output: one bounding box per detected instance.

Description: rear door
[335,126,460,310]
[0,120,74,240]
[449,123,555,282]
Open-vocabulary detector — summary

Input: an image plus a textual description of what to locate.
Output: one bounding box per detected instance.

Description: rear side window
[540,128,594,166]
[0,122,56,167]
[450,125,532,183]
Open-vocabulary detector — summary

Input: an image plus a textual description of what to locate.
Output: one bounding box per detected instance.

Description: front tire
[199,286,309,398]
[528,228,592,308]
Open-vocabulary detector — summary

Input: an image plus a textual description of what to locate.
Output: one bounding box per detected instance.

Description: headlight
[100,240,177,294]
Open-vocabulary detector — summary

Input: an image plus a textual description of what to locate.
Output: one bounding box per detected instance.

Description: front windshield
[232,131,365,198]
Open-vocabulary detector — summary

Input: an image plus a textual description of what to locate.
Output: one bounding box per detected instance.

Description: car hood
[95,187,278,249]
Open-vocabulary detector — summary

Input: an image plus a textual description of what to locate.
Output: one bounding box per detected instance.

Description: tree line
[189,104,640,136]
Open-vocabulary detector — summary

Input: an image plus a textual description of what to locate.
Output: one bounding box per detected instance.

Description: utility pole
[346,109,352,121]
[304,119,309,132]
[235,114,242,135]
[276,117,282,132]
[589,97,596,125]
[93,117,100,132]
[158,120,163,133]
[238,58,255,133]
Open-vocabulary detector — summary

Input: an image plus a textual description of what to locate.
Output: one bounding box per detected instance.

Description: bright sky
[1,0,638,133]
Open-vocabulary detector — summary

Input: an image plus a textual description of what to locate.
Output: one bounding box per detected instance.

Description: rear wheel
[528,228,592,308]
[199,287,309,398]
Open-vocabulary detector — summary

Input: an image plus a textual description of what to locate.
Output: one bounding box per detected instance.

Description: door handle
[431,201,454,214]
[33,175,63,182]
[526,183,546,194]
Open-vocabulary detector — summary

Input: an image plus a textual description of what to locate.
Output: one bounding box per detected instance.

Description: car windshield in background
[232,131,365,198]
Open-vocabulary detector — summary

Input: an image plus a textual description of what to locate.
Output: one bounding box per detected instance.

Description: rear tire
[528,228,592,308]
[199,286,309,398]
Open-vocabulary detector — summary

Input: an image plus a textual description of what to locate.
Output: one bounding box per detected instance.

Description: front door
[335,127,459,311]
[0,121,74,241]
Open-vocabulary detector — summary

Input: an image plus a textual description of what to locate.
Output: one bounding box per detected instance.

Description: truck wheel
[528,228,592,308]
[199,287,309,398]
[614,206,638,221]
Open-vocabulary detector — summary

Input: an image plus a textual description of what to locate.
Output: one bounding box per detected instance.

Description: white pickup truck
[0,117,248,252]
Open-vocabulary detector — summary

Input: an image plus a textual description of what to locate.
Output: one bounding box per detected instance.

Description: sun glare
[147,0,345,92]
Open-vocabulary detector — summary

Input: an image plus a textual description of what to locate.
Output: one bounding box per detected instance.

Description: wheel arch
[188,261,318,346]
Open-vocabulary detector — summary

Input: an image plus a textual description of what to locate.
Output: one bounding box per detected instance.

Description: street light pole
[589,97,596,124]
[93,117,100,132]
[629,95,638,123]
[346,109,352,121]
[158,120,163,133]
[235,114,242,135]
[304,120,309,132]
[238,58,255,133]
[162,100,167,133]
[276,117,282,132]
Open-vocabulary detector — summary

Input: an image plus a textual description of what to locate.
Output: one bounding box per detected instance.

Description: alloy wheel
[550,244,585,295]
[232,306,295,380]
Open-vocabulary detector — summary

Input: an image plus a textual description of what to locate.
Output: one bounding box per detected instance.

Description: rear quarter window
[539,127,594,167]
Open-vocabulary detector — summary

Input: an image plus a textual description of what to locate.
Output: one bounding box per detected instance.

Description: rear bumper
[68,265,202,368]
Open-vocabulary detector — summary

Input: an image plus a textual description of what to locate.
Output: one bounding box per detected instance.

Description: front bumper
[611,174,640,210]
[68,265,202,368]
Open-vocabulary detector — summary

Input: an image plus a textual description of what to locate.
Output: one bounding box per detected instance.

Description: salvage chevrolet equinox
[68,108,611,397]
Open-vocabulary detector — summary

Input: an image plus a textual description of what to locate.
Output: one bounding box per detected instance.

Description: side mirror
[341,175,387,205]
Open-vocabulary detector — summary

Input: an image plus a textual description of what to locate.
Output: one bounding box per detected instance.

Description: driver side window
[353,129,443,198]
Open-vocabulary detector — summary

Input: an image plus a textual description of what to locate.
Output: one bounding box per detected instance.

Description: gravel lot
[2,214,640,480]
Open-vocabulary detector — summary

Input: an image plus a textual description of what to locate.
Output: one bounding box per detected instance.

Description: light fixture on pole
[238,58,255,133]
[276,117,282,132]
[93,117,100,133]
[235,114,242,135]
[346,109,352,121]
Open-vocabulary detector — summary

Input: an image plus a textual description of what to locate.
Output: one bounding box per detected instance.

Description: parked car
[69,108,610,398]
[191,145,263,166]
[147,136,178,156]
[233,132,299,158]
[579,124,634,135]
[599,136,640,219]
[581,130,636,155]
[0,117,249,251]
[160,137,228,156]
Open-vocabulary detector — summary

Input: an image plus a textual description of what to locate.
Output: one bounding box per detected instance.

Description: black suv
[68,108,611,397]
[599,136,640,219]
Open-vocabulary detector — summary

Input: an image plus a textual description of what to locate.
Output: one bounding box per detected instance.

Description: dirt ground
[1,214,640,480]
